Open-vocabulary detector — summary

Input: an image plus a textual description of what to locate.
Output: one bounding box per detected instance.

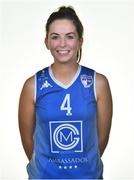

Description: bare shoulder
[96,72,111,100]
[20,75,35,102]
[23,75,35,90]
[96,72,109,87]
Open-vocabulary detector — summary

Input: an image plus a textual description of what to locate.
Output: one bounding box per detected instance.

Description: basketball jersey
[27,65,103,179]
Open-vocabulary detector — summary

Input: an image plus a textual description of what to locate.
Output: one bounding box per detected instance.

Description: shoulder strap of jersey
[34,67,49,103]
[81,66,97,101]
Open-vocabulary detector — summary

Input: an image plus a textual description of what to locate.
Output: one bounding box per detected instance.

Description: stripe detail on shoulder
[34,74,37,103]
[94,71,97,102]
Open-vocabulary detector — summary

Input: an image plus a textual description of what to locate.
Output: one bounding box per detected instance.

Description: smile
[57,50,70,55]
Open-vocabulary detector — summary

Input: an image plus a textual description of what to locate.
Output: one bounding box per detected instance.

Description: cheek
[71,41,80,51]
[71,39,80,46]
[48,42,55,49]
[47,40,58,50]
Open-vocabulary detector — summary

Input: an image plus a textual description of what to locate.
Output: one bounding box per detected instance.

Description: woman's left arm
[96,73,113,157]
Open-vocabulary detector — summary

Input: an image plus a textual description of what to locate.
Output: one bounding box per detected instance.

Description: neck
[50,62,80,85]
[52,61,79,74]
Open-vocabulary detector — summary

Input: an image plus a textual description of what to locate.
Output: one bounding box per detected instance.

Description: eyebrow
[50,32,76,36]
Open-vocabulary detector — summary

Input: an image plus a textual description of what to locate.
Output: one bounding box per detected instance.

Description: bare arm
[18,76,35,161]
[96,73,113,157]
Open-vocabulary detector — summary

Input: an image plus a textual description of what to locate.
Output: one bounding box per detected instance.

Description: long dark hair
[45,6,84,63]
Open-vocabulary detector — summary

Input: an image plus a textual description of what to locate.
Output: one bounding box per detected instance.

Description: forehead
[48,19,77,34]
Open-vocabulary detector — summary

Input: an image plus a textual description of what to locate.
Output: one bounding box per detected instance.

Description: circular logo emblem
[53,123,80,150]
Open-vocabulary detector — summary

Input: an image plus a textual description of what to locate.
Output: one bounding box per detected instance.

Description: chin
[55,56,77,64]
[54,57,71,63]
[57,60,71,64]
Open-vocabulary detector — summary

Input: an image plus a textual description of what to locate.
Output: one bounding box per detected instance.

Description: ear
[44,38,49,50]
[79,38,83,48]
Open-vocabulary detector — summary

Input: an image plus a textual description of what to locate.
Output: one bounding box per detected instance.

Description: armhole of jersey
[34,74,37,103]
[94,71,97,102]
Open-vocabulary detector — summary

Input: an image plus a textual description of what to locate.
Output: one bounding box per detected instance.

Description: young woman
[18,6,112,179]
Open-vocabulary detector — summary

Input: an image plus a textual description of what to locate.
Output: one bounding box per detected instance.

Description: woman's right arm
[18,76,35,161]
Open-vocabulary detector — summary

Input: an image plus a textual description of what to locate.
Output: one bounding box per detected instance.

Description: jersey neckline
[48,65,81,89]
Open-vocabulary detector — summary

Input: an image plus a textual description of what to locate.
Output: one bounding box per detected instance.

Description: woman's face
[45,19,83,64]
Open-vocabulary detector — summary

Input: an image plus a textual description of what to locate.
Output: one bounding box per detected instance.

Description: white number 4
[60,94,72,116]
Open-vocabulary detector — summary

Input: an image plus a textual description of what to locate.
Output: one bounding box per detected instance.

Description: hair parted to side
[45,6,84,63]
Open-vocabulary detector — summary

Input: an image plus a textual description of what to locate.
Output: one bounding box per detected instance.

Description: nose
[60,37,66,47]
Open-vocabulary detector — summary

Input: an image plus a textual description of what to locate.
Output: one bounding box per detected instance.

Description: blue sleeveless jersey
[27,65,103,179]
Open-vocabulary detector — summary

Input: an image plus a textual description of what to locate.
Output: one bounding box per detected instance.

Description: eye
[67,35,74,39]
[51,35,59,40]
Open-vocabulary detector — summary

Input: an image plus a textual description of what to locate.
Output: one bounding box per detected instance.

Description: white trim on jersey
[94,71,97,102]
[34,74,37,103]
[49,65,81,89]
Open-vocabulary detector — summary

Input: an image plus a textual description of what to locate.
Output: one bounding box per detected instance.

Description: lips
[56,50,70,55]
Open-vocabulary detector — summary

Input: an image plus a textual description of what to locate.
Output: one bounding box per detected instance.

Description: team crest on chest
[80,74,93,88]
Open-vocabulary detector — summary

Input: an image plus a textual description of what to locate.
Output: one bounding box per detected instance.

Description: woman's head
[45,6,84,63]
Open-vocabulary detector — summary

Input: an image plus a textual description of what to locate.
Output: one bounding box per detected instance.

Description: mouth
[56,50,70,55]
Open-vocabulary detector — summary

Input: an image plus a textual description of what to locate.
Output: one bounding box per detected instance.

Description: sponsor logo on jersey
[40,80,53,90]
[80,74,93,88]
[49,121,83,153]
